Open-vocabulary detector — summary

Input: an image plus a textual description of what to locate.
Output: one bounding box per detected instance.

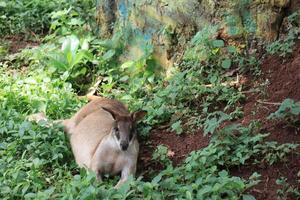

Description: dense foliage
[0,0,95,36]
[0,1,299,199]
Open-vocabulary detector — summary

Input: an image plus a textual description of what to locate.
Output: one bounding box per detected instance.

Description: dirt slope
[232,43,300,199]
[139,43,300,199]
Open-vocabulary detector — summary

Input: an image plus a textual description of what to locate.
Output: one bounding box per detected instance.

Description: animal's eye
[129,132,133,140]
[115,131,120,139]
[114,127,120,139]
[129,129,136,141]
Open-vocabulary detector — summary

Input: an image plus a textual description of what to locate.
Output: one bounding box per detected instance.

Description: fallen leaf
[167,150,175,157]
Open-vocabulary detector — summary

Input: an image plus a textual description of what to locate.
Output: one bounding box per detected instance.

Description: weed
[266,32,295,57]
[266,10,300,58]
[203,111,231,135]
[152,145,172,167]
[255,142,299,165]
[0,0,95,36]
[171,120,183,135]
[268,98,300,128]
[276,177,300,200]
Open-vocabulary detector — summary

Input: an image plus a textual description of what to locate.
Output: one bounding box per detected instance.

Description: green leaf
[81,39,89,50]
[186,191,193,200]
[61,35,80,55]
[120,61,135,70]
[24,193,36,199]
[212,40,225,48]
[204,112,231,135]
[242,194,256,200]
[204,117,218,135]
[222,59,232,69]
[0,1,7,7]
[171,120,183,135]
[66,51,73,66]
[102,49,115,61]
[152,174,162,184]
[227,46,236,53]
[72,51,85,66]
[48,57,68,71]
[67,18,84,26]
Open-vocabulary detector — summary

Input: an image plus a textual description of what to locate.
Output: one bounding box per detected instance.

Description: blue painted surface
[118,0,128,20]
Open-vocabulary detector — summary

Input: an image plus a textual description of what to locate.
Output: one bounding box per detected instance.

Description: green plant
[47,35,93,79]
[203,111,231,135]
[255,142,299,165]
[266,31,295,57]
[276,177,300,200]
[268,98,300,127]
[3,2,299,198]
[0,65,263,198]
[266,10,300,58]
[0,66,82,119]
[152,145,172,167]
[171,120,183,135]
[0,0,95,36]
[49,0,96,38]
[0,41,8,59]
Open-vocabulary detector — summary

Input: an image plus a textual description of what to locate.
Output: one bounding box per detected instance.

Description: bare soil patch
[138,129,210,177]
[233,43,300,199]
[3,35,40,53]
[139,43,300,199]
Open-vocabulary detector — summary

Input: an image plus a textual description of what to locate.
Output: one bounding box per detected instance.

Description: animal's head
[102,107,147,151]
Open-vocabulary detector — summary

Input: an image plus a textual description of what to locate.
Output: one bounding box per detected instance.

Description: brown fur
[28,95,146,188]
[63,96,146,188]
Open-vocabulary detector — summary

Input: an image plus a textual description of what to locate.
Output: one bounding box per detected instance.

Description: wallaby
[28,96,146,188]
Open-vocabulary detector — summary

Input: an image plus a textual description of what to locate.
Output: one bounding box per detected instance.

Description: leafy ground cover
[0,1,299,199]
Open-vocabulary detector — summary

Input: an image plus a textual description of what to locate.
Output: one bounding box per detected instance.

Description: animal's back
[70,108,114,168]
[64,98,129,134]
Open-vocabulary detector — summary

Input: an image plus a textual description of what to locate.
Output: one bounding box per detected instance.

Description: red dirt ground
[3,35,40,53]
[232,43,300,199]
[138,43,300,199]
[138,129,210,176]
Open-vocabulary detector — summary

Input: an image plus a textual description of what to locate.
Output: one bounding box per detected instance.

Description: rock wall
[96,0,300,68]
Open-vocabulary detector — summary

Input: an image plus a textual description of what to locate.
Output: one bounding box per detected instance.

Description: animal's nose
[120,141,129,151]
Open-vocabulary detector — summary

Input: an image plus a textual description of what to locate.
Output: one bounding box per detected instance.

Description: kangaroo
[28,96,146,188]
[65,97,146,188]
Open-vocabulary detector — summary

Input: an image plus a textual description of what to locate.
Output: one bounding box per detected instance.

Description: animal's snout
[120,141,129,151]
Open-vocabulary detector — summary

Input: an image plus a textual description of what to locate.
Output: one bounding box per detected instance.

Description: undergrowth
[0,0,95,36]
[267,10,300,57]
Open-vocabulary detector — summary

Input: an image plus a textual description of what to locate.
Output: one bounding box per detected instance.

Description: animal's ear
[131,110,147,122]
[101,107,118,120]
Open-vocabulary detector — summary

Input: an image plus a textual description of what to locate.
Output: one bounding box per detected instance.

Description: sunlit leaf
[222,59,232,69]
[102,49,115,61]
[212,40,225,48]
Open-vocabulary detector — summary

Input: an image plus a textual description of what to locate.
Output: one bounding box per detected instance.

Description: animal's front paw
[96,172,102,182]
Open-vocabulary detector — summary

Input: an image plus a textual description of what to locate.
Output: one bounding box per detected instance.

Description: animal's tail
[26,112,70,133]
[86,94,104,101]
[26,112,48,123]
[26,76,103,134]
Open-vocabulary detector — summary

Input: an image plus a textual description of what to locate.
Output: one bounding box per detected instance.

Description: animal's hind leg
[60,119,75,134]
[90,150,103,182]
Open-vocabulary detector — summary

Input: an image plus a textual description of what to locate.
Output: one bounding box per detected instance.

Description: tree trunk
[96,0,300,68]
